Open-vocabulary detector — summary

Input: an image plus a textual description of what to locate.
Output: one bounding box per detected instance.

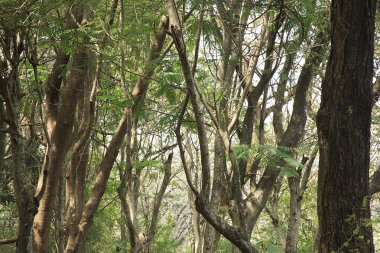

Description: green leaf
[279,167,300,178]
[264,242,282,253]
[133,160,161,169]
[165,88,177,104]
[233,144,252,161]
[283,157,304,169]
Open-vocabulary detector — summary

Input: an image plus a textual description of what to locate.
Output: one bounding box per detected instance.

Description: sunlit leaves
[233,144,304,177]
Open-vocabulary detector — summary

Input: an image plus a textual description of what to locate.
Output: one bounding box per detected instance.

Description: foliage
[0,0,379,252]
[233,144,304,177]
[151,215,180,253]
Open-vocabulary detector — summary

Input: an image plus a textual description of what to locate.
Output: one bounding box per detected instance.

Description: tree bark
[33,47,89,253]
[32,6,91,252]
[0,30,37,253]
[316,0,376,252]
[167,1,258,251]
[55,170,65,253]
[245,30,327,235]
[64,49,95,253]
[370,167,380,195]
[145,153,173,251]
[65,15,169,253]
[285,147,317,253]
[202,136,225,253]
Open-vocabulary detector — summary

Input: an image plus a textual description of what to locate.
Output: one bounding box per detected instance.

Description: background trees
[0,0,378,252]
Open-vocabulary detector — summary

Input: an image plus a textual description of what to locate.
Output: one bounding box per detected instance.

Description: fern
[233,144,304,178]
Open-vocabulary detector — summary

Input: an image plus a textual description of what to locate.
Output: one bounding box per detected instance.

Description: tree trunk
[285,147,318,253]
[284,176,301,253]
[316,0,376,252]
[0,104,6,171]
[64,47,95,253]
[67,16,169,253]
[32,6,91,252]
[55,171,65,253]
[244,30,327,235]
[33,46,88,253]
[0,33,37,253]
[202,135,225,253]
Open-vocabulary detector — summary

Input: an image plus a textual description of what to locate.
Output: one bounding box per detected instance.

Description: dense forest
[0,0,379,252]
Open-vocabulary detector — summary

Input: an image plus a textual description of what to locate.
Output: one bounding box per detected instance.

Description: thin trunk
[245,31,327,235]
[166,0,211,199]
[68,16,169,253]
[268,176,286,249]
[168,0,256,251]
[118,145,128,253]
[120,212,128,253]
[183,129,202,253]
[0,103,6,171]
[284,163,304,253]
[239,8,283,149]
[3,86,36,253]
[285,147,317,253]
[145,153,173,251]
[189,191,202,253]
[65,2,118,251]
[202,136,225,253]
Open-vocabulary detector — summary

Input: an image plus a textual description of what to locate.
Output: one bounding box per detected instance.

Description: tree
[316,0,376,252]
[2,1,380,252]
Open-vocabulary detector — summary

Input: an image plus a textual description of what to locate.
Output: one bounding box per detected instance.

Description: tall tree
[0,2,39,251]
[316,0,376,252]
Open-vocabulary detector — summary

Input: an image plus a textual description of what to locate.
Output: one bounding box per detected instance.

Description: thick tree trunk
[0,104,6,170]
[64,47,95,253]
[316,0,376,252]
[32,7,91,252]
[55,172,65,253]
[33,47,88,253]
